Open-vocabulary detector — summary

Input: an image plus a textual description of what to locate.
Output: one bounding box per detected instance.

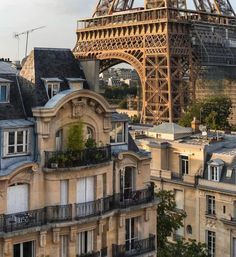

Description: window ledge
[3,153,31,159]
[205,213,217,220]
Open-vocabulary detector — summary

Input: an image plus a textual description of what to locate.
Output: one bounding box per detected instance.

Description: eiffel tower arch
[74,0,236,124]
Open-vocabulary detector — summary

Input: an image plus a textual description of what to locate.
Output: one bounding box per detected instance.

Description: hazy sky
[0,0,235,60]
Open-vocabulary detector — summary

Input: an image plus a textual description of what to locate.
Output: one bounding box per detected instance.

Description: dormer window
[0,80,10,103]
[110,122,126,144]
[0,84,10,103]
[42,78,63,99]
[207,159,224,182]
[47,83,60,99]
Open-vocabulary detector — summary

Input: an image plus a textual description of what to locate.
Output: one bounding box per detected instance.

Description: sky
[0,0,235,61]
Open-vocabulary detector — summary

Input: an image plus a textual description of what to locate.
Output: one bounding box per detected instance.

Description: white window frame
[206,230,216,257]
[0,83,10,103]
[60,235,69,257]
[125,217,139,252]
[4,129,29,156]
[46,82,60,99]
[206,195,216,215]
[110,122,127,144]
[13,241,35,257]
[180,155,189,175]
[77,230,94,255]
[208,165,219,182]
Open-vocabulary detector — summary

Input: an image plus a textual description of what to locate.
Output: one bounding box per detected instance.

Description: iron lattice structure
[74,0,236,123]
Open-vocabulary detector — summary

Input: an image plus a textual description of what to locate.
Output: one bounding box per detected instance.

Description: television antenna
[14,26,46,59]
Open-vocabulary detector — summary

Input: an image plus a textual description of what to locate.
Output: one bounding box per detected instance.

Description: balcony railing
[2,209,45,233]
[76,251,100,257]
[46,204,72,223]
[75,187,154,219]
[45,146,111,169]
[0,187,154,233]
[112,235,155,257]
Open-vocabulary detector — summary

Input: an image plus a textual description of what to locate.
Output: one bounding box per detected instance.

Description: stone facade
[136,123,236,257]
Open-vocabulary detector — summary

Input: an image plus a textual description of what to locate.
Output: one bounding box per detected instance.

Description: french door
[120,167,134,200]
[125,217,139,252]
[13,241,35,257]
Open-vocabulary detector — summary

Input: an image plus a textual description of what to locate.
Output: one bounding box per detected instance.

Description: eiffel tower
[74,0,236,124]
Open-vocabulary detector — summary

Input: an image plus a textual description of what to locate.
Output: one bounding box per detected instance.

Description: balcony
[221,217,236,226]
[0,209,45,233]
[45,204,72,223]
[45,146,111,169]
[0,187,154,233]
[76,248,107,257]
[112,235,155,257]
[75,187,154,219]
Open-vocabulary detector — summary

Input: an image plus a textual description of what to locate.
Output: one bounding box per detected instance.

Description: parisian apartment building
[134,120,236,257]
[0,48,157,257]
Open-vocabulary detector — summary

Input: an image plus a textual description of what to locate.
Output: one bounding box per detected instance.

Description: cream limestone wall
[0,90,157,257]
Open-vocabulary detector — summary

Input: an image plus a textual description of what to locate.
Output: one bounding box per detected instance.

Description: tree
[67,120,85,151]
[156,190,208,257]
[179,96,232,130]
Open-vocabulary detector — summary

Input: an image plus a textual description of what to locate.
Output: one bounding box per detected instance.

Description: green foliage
[119,98,128,109]
[104,84,138,100]
[85,137,97,148]
[67,120,85,151]
[179,96,232,130]
[158,240,208,257]
[156,190,186,248]
[156,190,208,257]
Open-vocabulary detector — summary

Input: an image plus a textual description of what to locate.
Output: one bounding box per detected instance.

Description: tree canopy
[179,96,232,130]
[156,190,208,257]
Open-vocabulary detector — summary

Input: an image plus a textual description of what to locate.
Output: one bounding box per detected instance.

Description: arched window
[86,126,94,140]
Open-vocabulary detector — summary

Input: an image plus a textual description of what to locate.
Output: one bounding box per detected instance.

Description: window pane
[13,243,20,257]
[17,145,23,152]
[17,131,24,144]
[0,85,7,101]
[116,122,124,143]
[23,241,34,257]
[8,132,15,145]
[110,123,116,143]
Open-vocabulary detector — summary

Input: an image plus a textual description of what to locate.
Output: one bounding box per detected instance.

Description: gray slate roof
[148,122,192,134]
[20,48,88,117]
[0,61,17,74]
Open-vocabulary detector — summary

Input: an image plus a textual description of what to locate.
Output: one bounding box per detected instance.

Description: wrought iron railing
[75,187,154,219]
[45,146,111,169]
[3,209,45,233]
[112,235,155,257]
[76,251,100,257]
[45,204,72,223]
[0,187,154,233]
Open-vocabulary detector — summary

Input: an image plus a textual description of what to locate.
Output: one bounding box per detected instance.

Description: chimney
[191,117,200,133]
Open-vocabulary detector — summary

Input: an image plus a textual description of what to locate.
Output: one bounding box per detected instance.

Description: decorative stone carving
[119,214,126,228]
[3,239,12,255]
[145,208,150,222]
[9,169,33,185]
[70,226,77,242]
[41,118,52,139]
[52,228,60,244]
[40,231,47,247]
[72,99,85,118]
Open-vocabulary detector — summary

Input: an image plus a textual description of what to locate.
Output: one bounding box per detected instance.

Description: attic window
[0,83,10,103]
[226,168,233,178]
[47,83,60,99]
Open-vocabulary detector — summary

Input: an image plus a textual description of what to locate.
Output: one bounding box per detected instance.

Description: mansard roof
[19,48,88,117]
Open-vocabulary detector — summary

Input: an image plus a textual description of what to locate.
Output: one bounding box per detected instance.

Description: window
[175,189,184,210]
[206,195,215,215]
[56,129,63,151]
[110,122,126,144]
[0,84,9,102]
[180,155,189,175]
[77,230,94,255]
[125,217,139,252]
[60,235,68,257]
[47,83,60,98]
[206,231,215,257]
[120,167,134,200]
[14,241,35,257]
[208,165,220,182]
[4,130,29,156]
[233,238,236,257]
